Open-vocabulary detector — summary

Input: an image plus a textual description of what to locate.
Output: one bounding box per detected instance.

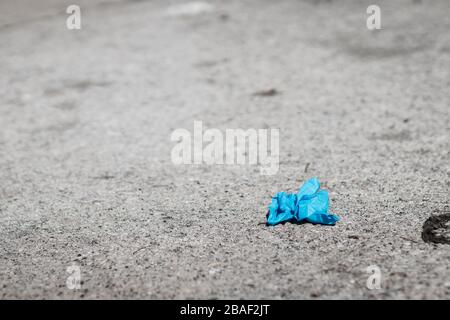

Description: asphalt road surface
[0,0,449,299]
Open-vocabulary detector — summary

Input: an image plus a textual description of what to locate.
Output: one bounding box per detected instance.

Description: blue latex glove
[267,177,340,226]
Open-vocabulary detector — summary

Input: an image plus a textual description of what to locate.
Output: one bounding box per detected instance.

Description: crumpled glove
[266,177,340,226]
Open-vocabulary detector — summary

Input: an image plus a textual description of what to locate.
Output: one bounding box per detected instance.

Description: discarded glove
[266,177,340,226]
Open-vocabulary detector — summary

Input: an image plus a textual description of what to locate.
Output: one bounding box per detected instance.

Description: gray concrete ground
[0,0,449,299]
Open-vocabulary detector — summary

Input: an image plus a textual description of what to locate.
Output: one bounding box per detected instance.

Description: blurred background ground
[0,0,449,299]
